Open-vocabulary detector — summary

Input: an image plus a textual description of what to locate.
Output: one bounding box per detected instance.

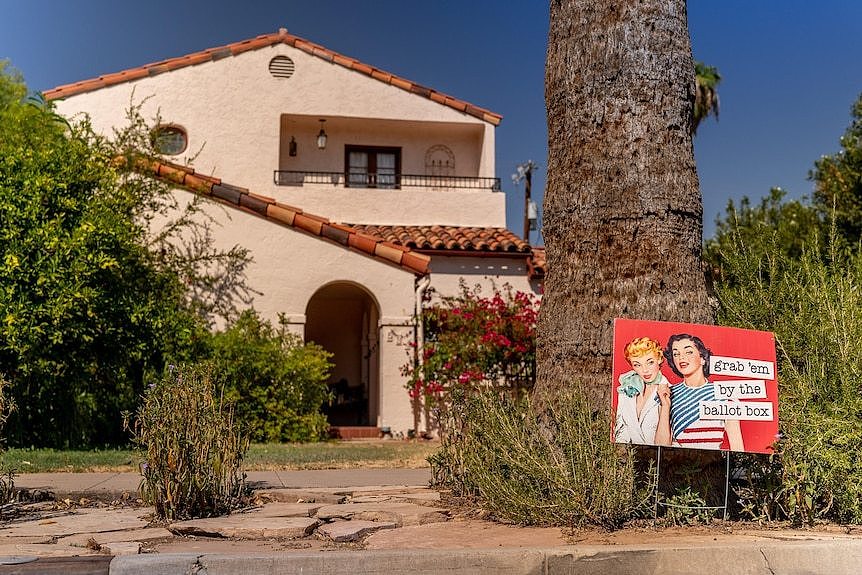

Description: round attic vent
[269,56,295,79]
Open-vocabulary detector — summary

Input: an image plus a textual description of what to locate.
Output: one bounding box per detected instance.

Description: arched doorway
[305,282,380,431]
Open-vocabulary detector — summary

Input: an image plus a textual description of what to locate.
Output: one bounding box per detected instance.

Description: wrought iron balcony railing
[274,170,501,192]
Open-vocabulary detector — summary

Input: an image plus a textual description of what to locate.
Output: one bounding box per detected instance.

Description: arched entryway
[305,282,380,433]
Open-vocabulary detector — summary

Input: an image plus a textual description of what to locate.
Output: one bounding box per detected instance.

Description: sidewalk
[14,468,433,495]
[3,470,862,574]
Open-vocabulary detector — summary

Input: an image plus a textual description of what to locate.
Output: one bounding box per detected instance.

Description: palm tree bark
[535,0,714,409]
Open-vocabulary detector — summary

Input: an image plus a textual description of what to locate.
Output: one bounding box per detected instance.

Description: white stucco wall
[52,41,505,227]
[272,187,504,227]
[427,255,543,300]
[169,195,540,435]
[184,194,421,433]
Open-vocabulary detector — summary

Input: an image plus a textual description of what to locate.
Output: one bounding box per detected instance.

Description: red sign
[611,319,779,454]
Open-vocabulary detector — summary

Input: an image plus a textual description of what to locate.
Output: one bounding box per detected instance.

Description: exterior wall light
[317,119,328,150]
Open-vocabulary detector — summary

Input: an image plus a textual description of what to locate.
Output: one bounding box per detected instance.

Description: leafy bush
[811,93,862,243]
[0,66,250,447]
[208,310,333,443]
[430,387,649,529]
[706,94,862,524]
[128,363,248,520]
[0,374,14,504]
[703,187,821,283]
[404,283,538,433]
[715,223,862,524]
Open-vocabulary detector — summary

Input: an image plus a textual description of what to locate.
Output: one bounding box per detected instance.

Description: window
[345,146,401,189]
[152,125,188,156]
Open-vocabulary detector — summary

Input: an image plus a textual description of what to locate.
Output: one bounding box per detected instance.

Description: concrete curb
[110,540,862,575]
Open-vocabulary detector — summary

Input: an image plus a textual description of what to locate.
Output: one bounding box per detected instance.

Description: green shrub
[430,387,650,529]
[208,310,333,443]
[0,67,249,448]
[715,226,862,524]
[127,363,248,520]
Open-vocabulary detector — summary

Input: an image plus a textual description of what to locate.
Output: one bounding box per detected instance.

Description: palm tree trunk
[536,0,714,409]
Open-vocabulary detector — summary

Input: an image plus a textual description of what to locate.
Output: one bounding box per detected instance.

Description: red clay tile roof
[527,247,546,279]
[350,224,531,253]
[352,224,545,279]
[129,158,544,279]
[44,29,502,126]
[133,158,430,275]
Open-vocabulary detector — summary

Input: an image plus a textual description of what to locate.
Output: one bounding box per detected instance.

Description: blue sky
[2,1,861,242]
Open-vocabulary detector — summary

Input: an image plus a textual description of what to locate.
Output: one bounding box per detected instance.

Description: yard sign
[611,318,779,454]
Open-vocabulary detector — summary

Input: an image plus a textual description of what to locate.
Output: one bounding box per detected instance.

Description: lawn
[1,440,439,473]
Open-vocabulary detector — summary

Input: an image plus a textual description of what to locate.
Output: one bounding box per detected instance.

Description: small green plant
[0,374,14,441]
[733,453,786,522]
[127,363,248,520]
[660,487,714,526]
[430,387,650,529]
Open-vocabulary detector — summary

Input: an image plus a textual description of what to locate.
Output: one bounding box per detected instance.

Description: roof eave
[43,29,502,126]
[130,156,430,276]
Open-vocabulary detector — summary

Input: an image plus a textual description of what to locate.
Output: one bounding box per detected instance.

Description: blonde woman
[614,337,671,445]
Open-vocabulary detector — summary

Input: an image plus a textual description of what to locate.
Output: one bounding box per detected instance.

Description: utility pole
[512,160,539,242]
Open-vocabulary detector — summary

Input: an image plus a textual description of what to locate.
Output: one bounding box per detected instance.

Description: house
[45,29,544,437]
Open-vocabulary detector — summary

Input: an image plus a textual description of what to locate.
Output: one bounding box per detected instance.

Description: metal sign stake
[654,446,732,522]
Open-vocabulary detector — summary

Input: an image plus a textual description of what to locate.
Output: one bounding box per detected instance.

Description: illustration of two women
[615,334,744,451]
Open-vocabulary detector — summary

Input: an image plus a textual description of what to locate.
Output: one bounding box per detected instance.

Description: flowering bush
[403,283,538,432]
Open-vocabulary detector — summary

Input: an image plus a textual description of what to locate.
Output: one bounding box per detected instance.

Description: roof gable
[44,29,502,126]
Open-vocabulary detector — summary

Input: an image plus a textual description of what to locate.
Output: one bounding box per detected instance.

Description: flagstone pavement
[3,469,862,574]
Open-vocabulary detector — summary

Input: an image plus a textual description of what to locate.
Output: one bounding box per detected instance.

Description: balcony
[274,170,501,192]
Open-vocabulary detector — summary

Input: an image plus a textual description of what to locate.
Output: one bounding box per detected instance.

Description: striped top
[670,381,726,450]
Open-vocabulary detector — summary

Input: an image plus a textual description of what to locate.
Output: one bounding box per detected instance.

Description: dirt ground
[3,485,861,559]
